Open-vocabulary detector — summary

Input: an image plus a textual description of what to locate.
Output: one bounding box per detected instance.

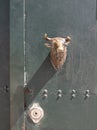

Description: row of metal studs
[42,89,90,99]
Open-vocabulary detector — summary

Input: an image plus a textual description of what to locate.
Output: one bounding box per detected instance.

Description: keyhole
[34,111,38,117]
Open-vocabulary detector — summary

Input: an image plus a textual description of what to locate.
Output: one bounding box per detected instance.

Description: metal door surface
[10,0,24,130]
[10,0,97,130]
[25,0,97,130]
[0,0,10,130]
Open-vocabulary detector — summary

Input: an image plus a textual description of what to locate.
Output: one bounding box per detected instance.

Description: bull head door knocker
[44,33,71,70]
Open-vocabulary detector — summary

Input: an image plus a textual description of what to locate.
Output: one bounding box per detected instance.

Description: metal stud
[2,85,9,93]
[42,89,48,99]
[85,90,90,99]
[71,89,76,99]
[57,89,62,99]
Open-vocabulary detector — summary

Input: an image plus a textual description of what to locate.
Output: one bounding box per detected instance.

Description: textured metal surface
[0,0,10,129]
[25,0,97,130]
[10,0,24,130]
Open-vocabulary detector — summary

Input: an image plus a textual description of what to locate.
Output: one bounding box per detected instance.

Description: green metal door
[10,0,97,130]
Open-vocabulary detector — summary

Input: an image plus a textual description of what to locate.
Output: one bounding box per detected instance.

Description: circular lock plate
[28,103,44,124]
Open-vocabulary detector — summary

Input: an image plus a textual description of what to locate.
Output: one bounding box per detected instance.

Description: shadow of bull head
[44,33,71,70]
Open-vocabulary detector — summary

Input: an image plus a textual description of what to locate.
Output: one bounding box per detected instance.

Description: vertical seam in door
[23,0,27,87]
[96,0,97,20]
[23,0,26,129]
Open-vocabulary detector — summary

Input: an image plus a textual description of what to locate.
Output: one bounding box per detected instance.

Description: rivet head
[58,89,62,93]
[28,103,44,124]
[58,93,62,98]
[43,93,48,98]
[72,93,76,98]
[43,89,48,93]
[72,89,76,93]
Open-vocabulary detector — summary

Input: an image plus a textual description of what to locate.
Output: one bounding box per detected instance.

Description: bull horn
[65,36,71,45]
[66,36,71,42]
[44,33,52,41]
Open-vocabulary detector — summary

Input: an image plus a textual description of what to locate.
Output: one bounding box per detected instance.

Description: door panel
[0,0,10,130]
[25,0,97,94]
[10,0,24,130]
[24,0,97,130]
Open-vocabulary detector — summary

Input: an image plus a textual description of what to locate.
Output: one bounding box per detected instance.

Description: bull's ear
[65,36,71,46]
[44,43,52,48]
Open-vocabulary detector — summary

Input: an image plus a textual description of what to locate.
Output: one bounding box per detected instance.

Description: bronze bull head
[44,33,71,70]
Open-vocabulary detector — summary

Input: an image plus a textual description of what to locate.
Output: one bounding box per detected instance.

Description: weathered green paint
[25,0,97,130]
[10,0,24,130]
[10,0,97,130]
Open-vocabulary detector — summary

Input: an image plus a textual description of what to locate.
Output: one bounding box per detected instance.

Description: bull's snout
[57,46,64,53]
